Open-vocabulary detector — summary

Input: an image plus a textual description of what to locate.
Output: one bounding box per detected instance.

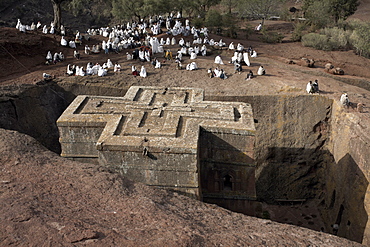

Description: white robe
[98,67,107,76]
[228,42,235,50]
[155,60,161,69]
[257,66,265,75]
[306,82,312,94]
[140,66,147,77]
[340,94,349,106]
[61,37,67,46]
[69,41,76,49]
[106,59,114,69]
[214,55,224,65]
[190,52,197,59]
[251,50,257,58]
[243,52,250,66]
[46,51,52,61]
[114,64,121,72]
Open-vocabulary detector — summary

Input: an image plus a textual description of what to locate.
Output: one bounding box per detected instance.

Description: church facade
[57,86,257,214]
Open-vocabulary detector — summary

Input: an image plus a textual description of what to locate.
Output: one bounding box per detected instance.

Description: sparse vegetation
[301,19,370,58]
[291,22,307,42]
[260,28,284,43]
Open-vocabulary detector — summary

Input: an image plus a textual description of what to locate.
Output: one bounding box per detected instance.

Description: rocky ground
[1,9,370,246]
[0,128,364,246]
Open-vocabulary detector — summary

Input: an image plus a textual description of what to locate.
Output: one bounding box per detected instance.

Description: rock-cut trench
[0,82,367,244]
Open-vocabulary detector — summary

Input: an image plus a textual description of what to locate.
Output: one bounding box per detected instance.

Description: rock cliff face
[208,94,370,243]
[1,82,369,245]
[326,102,370,244]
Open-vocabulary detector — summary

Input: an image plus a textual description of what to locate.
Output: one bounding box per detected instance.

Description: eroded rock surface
[0,128,364,246]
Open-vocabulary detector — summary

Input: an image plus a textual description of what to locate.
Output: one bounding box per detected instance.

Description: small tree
[237,0,285,25]
[329,0,359,23]
[51,0,71,31]
[205,9,223,32]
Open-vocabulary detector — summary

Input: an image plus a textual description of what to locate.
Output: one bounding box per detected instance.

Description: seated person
[246,70,254,80]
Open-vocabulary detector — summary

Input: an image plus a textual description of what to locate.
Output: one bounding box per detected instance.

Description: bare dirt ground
[0,128,364,246]
[0,16,369,245]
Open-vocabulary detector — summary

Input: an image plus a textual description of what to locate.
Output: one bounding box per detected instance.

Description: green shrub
[301,33,331,50]
[205,10,223,29]
[192,18,204,29]
[320,27,352,50]
[349,22,370,58]
[260,29,284,43]
[245,24,254,39]
[291,22,307,42]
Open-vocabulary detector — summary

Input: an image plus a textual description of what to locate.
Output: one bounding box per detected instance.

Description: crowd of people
[15,16,362,111]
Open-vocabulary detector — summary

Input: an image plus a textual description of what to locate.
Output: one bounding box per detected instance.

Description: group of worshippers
[66,58,121,77]
[46,50,65,65]
[16,19,43,33]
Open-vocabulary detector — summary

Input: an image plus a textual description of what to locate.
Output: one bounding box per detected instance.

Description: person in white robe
[67,64,75,76]
[188,47,194,55]
[61,36,67,46]
[243,52,250,66]
[213,67,221,77]
[60,25,65,36]
[306,81,313,94]
[145,50,151,62]
[98,66,107,76]
[166,37,171,46]
[140,66,147,77]
[257,65,265,75]
[46,51,52,63]
[236,43,244,52]
[180,47,187,55]
[84,45,90,54]
[155,60,161,69]
[75,66,80,76]
[176,50,182,61]
[251,50,257,58]
[106,59,114,69]
[230,51,238,64]
[218,39,225,49]
[138,50,145,61]
[186,62,198,71]
[171,37,176,45]
[86,63,94,75]
[126,52,133,60]
[53,52,59,63]
[179,38,185,47]
[228,42,235,50]
[200,45,207,56]
[50,26,55,34]
[16,19,21,30]
[214,55,224,65]
[78,67,85,76]
[36,21,42,29]
[92,63,100,75]
[58,52,64,61]
[255,23,262,31]
[114,63,121,73]
[190,51,197,59]
[69,40,76,49]
[340,93,350,107]
[209,39,215,46]
[20,24,27,33]
[42,25,48,34]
